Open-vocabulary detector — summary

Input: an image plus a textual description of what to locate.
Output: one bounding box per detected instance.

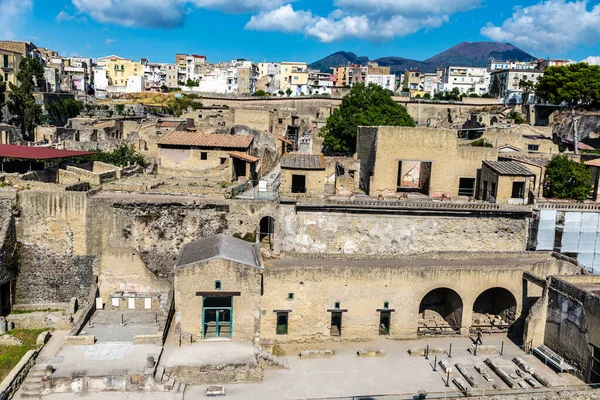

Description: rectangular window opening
[214,280,222,290]
[276,312,288,335]
[458,177,476,197]
[512,181,526,199]
[288,293,294,300]
[291,175,306,194]
[334,302,340,309]
[331,312,342,336]
[219,157,227,165]
[528,144,540,152]
[200,152,208,160]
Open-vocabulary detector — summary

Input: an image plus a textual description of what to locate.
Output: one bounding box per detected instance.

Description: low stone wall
[164,364,263,385]
[19,169,58,183]
[133,334,162,345]
[0,349,39,400]
[58,169,81,185]
[6,311,72,330]
[66,166,117,185]
[63,335,95,346]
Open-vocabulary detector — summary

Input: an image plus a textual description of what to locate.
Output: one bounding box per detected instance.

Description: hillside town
[1,32,600,400]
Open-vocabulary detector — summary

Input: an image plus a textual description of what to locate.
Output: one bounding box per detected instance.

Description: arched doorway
[472,287,517,331]
[418,288,463,334]
[259,216,275,249]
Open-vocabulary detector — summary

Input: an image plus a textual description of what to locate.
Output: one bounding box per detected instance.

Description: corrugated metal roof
[280,153,325,170]
[157,132,253,149]
[484,160,535,176]
[229,151,260,163]
[499,154,549,168]
[0,145,96,160]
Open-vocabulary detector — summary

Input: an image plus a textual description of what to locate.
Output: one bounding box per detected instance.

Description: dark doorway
[330,312,342,336]
[590,344,600,383]
[232,158,247,180]
[397,161,432,195]
[202,296,232,339]
[276,312,288,335]
[419,288,463,333]
[259,216,275,245]
[291,175,306,193]
[379,311,391,335]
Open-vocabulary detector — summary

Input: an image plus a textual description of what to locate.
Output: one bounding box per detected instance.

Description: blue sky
[2,0,600,64]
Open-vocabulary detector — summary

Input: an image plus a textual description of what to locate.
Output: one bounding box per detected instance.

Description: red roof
[0,145,96,160]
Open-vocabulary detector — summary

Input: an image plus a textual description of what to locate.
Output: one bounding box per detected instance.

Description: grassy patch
[0,329,48,381]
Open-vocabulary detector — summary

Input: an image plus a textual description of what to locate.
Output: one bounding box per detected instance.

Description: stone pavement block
[357,349,386,357]
[299,349,333,358]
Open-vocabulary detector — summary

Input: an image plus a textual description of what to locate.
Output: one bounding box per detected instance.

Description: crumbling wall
[277,205,529,255]
[0,200,17,286]
[16,191,94,304]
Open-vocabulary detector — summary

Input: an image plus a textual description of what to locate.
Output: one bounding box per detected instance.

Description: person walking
[475,328,483,345]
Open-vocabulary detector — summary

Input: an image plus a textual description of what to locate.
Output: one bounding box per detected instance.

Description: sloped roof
[483,160,535,176]
[499,154,549,168]
[585,158,600,168]
[229,151,260,163]
[0,145,95,160]
[158,132,253,149]
[176,234,262,269]
[159,121,183,128]
[281,153,325,170]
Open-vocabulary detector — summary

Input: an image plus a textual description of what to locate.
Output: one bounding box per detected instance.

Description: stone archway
[472,287,517,329]
[418,288,464,334]
[258,216,275,248]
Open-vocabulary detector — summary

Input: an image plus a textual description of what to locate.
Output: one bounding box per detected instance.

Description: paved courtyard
[184,335,583,399]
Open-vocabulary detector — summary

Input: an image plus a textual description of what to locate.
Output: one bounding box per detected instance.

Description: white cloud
[481,0,600,53]
[56,10,76,22]
[246,4,316,33]
[333,0,481,17]
[582,56,600,65]
[245,2,456,42]
[71,0,288,28]
[0,0,33,40]
[105,38,116,45]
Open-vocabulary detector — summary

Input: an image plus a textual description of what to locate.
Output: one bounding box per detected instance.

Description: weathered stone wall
[16,191,94,304]
[0,200,16,286]
[545,275,600,380]
[174,258,262,341]
[259,254,578,341]
[276,204,529,255]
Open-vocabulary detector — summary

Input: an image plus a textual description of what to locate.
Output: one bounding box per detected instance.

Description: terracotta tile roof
[585,158,600,167]
[562,139,595,151]
[483,160,535,176]
[158,132,253,149]
[0,144,95,160]
[281,153,325,170]
[229,152,260,163]
[159,121,183,128]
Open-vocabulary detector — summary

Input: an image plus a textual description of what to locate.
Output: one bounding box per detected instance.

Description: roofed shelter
[280,153,326,196]
[157,132,257,178]
[479,160,535,204]
[173,234,263,341]
[0,144,96,172]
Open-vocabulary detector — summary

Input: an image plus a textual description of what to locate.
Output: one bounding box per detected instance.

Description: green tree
[160,84,169,93]
[8,57,45,139]
[91,142,145,167]
[44,98,83,126]
[285,88,292,97]
[115,104,125,115]
[470,138,493,147]
[423,93,431,99]
[490,76,501,98]
[253,89,268,97]
[543,155,592,201]
[166,96,201,116]
[518,78,535,105]
[185,79,199,88]
[320,83,415,155]
[536,63,600,155]
[278,90,284,96]
[507,110,525,124]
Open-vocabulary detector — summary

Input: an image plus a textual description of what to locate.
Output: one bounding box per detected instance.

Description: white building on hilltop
[442,66,490,96]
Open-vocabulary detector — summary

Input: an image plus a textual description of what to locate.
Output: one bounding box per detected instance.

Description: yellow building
[97,55,143,87]
[279,62,308,92]
[0,48,22,89]
[280,153,326,196]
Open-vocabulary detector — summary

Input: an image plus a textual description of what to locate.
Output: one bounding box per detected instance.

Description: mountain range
[309,42,536,74]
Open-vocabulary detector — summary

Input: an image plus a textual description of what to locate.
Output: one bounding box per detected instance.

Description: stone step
[173,380,180,392]
[20,393,41,398]
[22,383,42,393]
[28,370,46,378]
[164,378,175,390]
[178,383,187,393]
[24,376,42,384]
[154,365,164,382]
